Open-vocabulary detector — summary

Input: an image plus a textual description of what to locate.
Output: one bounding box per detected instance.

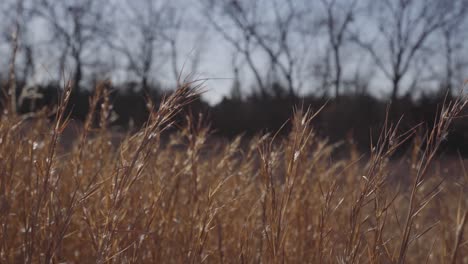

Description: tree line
[1,0,467,100]
[0,0,467,153]
[1,79,467,155]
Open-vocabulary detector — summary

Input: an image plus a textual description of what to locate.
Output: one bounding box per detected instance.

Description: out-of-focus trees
[438,1,468,96]
[34,0,113,90]
[317,0,358,99]
[0,0,467,106]
[106,0,180,94]
[2,0,22,113]
[0,0,38,112]
[202,0,304,98]
[353,0,468,102]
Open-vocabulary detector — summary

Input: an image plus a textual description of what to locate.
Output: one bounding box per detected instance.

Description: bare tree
[439,9,468,96]
[317,0,358,99]
[311,47,333,98]
[353,0,468,102]
[34,0,112,90]
[202,0,265,97]
[105,0,184,94]
[5,0,22,113]
[0,0,35,113]
[229,50,242,100]
[202,0,302,98]
[161,6,208,86]
[1,0,39,83]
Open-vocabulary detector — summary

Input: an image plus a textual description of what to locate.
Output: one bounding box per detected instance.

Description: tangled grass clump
[0,81,467,263]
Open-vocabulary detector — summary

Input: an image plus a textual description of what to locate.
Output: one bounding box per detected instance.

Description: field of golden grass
[0,82,467,263]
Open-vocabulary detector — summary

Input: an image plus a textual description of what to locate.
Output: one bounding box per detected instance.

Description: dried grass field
[0,82,467,263]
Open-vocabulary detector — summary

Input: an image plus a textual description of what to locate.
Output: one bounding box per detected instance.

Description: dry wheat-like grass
[0,82,467,263]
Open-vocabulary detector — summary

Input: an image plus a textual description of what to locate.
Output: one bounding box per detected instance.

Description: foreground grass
[0,82,467,263]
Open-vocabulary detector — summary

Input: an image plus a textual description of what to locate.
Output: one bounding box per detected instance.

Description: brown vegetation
[0,82,467,263]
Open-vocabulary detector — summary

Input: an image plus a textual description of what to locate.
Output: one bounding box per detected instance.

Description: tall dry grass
[0,81,467,263]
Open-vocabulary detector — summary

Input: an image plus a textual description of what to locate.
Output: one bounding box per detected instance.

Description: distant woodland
[1,0,467,153]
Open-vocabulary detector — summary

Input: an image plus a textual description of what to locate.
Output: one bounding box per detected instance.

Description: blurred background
[0,0,467,153]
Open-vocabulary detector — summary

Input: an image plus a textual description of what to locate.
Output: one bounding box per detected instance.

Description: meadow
[0,81,467,263]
